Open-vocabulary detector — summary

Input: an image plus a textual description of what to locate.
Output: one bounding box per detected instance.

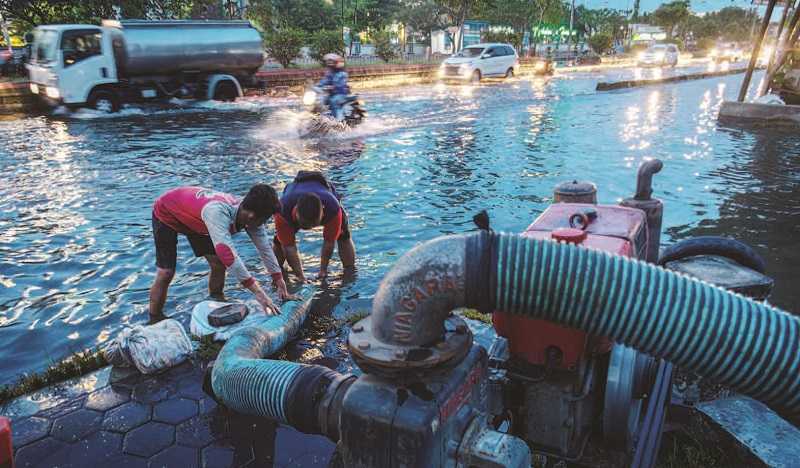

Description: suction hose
[363,232,800,420]
[211,286,354,439]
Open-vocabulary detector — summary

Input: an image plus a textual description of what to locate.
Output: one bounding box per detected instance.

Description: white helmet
[323,53,344,68]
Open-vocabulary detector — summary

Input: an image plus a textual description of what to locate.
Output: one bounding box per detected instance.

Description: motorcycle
[302,86,366,135]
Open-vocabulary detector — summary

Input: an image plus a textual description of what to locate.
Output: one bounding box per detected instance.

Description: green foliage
[651,0,690,38]
[697,37,715,52]
[394,0,449,43]
[373,30,398,63]
[575,6,627,40]
[243,0,272,30]
[272,0,338,33]
[308,30,345,64]
[587,32,613,55]
[481,30,523,51]
[264,27,305,68]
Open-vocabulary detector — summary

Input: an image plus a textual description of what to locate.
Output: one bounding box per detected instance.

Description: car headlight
[534,61,546,71]
[709,49,718,57]
[637,52,645,60]
[302,90,317,106]
[655,53,665,60]
[45,86,60,99]
[30,83,39,94]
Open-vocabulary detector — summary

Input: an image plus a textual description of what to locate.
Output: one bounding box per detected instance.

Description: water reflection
[0,69,794,384]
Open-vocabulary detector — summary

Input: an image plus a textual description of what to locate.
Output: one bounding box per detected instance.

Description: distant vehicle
[636,44,679,68]
[301,86,366,135]
[0,47,26,75]
[439,43,520,82]
[26,20,265,112]
[711,43,743,63]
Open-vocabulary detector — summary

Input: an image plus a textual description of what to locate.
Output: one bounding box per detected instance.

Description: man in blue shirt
[318,53,350,121]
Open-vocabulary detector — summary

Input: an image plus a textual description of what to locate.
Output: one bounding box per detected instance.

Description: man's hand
[256,292,280,315]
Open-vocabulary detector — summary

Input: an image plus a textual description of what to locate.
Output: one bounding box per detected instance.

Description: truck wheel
[505,68,515,78]
[213,81,238,102]
[88,89,120,113]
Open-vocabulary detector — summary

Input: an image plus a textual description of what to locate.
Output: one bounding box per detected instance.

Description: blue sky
[589,0,759,13]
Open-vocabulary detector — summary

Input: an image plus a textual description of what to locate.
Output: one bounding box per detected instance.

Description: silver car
[439,43,521,82]
[637,44,679,68]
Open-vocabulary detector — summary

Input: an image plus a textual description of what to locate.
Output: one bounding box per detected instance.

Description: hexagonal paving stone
[153,397,198,425]
[13,436,70,468]
[85,385,132,411]
[66,430,123,465]
[201,439,255,468]
[106,453,149,468]
[175,377,207,401]
[198,397,218,416]
[175,415,218,448]
[51,408,103,443]
[11,416,52,447]
[123,421,175,458]
[37,396,85,419]
[133,378,176,404]
[148,445,199,468]
[103,401,152,433]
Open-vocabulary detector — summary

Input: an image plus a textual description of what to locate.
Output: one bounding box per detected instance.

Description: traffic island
[718,100,800,125]
[596,66,755,91]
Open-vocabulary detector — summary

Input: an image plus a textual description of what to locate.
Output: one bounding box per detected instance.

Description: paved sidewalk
[7,359,334,468]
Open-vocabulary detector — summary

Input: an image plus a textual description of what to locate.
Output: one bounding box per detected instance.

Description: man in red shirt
[149,184,292,323]
[273,172,356,281]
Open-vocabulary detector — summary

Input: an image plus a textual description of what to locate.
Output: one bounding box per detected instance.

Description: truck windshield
[32,29,59,64]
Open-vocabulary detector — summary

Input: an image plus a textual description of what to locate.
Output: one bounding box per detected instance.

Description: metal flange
[348,314,473,379]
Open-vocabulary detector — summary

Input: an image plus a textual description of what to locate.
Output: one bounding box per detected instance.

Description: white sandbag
[104,319,192,374]
[753,94,785,105]
[190,300,264,341]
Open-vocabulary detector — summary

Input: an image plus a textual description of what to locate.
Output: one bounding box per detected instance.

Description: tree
[308,30,345,64]
[587,31,613,54]
[264,27,305,68]
[395,0,450,45]
[482,30,523,51]
[436,0,489,51]
[651,0,690,39]
[243,0,271,31]
[0,0,115,29]
[373,30,398,62]
[271,0,338,33]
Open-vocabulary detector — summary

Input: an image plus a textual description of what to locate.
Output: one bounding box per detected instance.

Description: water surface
[1,68,797,383]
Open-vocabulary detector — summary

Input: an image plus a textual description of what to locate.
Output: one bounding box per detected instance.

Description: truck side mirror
[24,32,34,44]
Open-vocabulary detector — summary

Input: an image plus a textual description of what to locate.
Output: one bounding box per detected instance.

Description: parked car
[636,44,679,68]
[711,43,743,63]
[439,43,520,82]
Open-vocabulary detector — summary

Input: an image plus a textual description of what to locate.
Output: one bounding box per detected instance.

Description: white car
[439,43,520,82]
[637,44,679,67]
[711,44,743,63]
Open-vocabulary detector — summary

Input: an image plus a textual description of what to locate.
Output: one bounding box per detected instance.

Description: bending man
[149,185,292,323]
[273,171,356,281]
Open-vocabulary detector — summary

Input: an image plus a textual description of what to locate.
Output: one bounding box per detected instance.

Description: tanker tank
[103,20,265,78]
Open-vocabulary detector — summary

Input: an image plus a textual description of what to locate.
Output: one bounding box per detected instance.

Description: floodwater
[1,66,797,384]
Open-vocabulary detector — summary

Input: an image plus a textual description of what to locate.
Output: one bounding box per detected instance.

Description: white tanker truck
[26,20,265,112]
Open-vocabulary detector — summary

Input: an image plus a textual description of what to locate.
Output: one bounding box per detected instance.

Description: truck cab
[27,25,117,108]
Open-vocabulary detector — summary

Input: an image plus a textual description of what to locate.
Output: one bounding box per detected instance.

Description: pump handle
[634,159,663,201]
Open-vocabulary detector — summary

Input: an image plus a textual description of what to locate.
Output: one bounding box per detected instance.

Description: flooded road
[1,66,797,383]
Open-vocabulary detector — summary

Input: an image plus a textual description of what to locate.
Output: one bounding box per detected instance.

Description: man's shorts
[152,213,215,270]
[273,209,351,248]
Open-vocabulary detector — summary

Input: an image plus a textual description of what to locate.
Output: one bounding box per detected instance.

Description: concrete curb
[596,66,753,91]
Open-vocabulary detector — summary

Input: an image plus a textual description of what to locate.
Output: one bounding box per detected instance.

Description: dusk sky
[588,0,761,13]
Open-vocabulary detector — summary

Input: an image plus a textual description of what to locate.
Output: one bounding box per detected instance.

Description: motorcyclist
[318,53,350,121]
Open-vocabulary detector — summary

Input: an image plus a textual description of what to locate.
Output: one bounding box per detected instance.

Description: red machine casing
[493,203,647,369]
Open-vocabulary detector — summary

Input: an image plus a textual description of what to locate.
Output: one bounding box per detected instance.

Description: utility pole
[738,0,778,101]
[569,0,576,44]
